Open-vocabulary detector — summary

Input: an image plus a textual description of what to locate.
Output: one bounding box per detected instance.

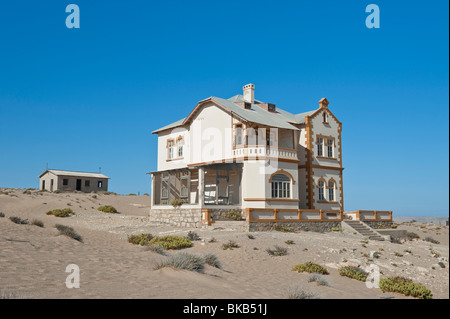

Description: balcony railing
[232,145,298,161]
[246,208,343,222]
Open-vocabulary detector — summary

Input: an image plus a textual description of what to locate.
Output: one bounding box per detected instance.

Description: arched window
[318,180,325,201]
[328,181,335,201]
[271,174,291,198]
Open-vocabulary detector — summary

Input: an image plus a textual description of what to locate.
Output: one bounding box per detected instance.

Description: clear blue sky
[0,1,448,216]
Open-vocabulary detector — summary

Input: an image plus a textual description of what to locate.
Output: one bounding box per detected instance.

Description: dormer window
[268,103,276,112]
[244,102,251,109]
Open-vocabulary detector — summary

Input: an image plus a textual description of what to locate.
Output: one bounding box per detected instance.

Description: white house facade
[149,84,344,215]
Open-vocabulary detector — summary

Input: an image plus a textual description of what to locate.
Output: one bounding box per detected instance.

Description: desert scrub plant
[9,216,29,225]
[292,262,329,275]
[266,245,288,256]
[186,231,201,241]
[149,235,192,250]
[31,219,44,227]
[338,266,369,282]
[390,224,398,229]
[222,240,240,250]
[203,253,222,269]
[394,252,403,257]
[247,234,255,239]
[221,209,242,221]
[285,240,295,245]
[406,232,420,240]
[46,208,75,217]
[144,244,166,255]
[284,286,320,299]
[379,276,432,299]
[208,237,217,243]
[55,224,83,242]
[307,273,329,286]
[155,252,205,273]
[424,237,440,244]
[171,199,184,208]
[277,225,293,233]
[0,212,5,218]
[128,233,154,246]
[97,205,118,214]
[331,227,341,232]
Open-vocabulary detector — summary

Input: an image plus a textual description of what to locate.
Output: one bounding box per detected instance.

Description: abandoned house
[38,169,110,193]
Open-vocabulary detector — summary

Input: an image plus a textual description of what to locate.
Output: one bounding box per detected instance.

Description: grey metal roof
[152,94,318,133]
[39,169,110,179]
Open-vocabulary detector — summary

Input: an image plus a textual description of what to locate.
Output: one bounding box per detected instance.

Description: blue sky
[0,1,448,216]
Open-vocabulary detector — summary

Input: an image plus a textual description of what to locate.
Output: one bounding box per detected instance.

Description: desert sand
[0,188,448,299]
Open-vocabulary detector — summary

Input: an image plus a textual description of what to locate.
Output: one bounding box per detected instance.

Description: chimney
[243,83,255,103]
[319,98,329,109]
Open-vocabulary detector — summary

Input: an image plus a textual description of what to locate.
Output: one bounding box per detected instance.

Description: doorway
[76,179,82,191]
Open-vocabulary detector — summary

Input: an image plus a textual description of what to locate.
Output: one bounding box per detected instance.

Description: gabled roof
[152,93,319,134]
[38,169,110,179]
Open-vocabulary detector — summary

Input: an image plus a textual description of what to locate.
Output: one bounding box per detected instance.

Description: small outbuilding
[38,169,110,193]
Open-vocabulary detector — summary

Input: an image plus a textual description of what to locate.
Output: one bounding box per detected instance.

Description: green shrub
[293,262,329,275]
[155,252,205,273]
[222,240,240,250]
[55,224,83,242]
[331,227,341,232]
[379,276,432,299]
[31,219,44,227]
[46,208,75,217]
[266,245,288,256]
[338,266,368,282]
[97,205,118,214]
[149,235,192,250]
[128,233,154,246]
[394,252,403,257]
[171,199,184,208]
[247,234,255,239]
[424,237,440,244]
[221,210,242,221]
[390,224,398,229]
[9,216,29,225]
[285,240,295,245]
[208,237,217,243]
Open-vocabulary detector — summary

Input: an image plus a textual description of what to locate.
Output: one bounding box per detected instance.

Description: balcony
[232,145,298,162]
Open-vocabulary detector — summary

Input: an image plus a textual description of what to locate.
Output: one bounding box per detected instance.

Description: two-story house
[149,84,343,220]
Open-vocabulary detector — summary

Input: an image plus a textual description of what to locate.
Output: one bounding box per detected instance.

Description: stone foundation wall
[148,208,202,228]
[362,221,393,229]
[209,208,244,221]
[248,221,341,233]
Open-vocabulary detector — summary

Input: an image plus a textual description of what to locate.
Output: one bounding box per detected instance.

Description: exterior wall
[40,173,108,193]
[157,127,189,171]
[363,221,393,229]
[241,160,299,209]
[248,221,341,232]
[40,172,58,191]
[189,102,234,166]
[148,208,202,228]
[311,167,341,211]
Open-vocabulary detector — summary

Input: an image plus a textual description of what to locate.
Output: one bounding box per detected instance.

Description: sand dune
[0,188,448,299]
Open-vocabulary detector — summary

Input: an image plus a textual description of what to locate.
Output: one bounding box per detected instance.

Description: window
[328,181,335,201]
[63,179,68,186]
[271,174,291,198]
[167,140,174,159]
[268,103,276,112]
[161,173,169,199]
[235,125,243,146]
[318,180,325,201]
[177,138,183,158]
[317,137,323,157]
[98,181,103,188]
[85,180,90,187]
[327,139,333,158]
[180,171,189,199]
[244,102,251,109]
[323,112,328,123]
